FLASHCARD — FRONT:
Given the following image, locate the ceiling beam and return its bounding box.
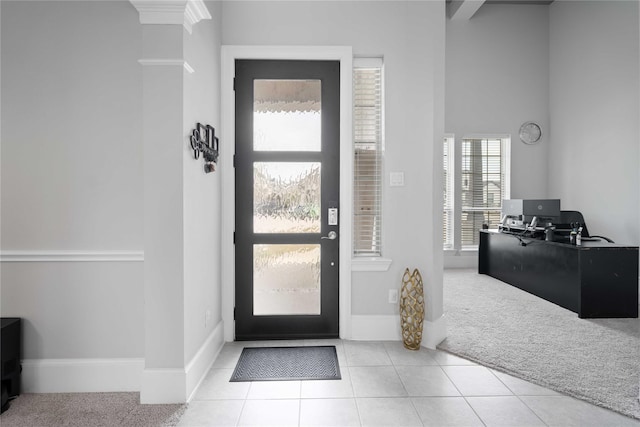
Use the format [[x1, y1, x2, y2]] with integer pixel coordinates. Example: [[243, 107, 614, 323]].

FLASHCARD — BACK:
[[448, 0, 486, 20]]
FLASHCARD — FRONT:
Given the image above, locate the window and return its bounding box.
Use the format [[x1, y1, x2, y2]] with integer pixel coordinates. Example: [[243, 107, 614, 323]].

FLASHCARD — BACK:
[[443, 135, 454, 249], [353, 58, 383, 256], [461, 137, 509, 247], [443, 136, 510, 249]]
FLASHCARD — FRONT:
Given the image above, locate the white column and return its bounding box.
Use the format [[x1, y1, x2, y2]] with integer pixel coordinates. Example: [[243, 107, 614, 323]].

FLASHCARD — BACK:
[[426, 0, 448, 350], [130, 0, 210, 404]]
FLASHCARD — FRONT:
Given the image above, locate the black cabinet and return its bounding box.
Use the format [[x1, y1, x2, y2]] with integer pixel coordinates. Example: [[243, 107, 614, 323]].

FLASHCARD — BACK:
[[479, 230, 638, 318], [1, 318, 21, 413]]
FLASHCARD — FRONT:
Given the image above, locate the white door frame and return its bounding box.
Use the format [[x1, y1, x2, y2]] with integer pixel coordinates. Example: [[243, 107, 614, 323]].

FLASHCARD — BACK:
[[220, 46, 353, 341]]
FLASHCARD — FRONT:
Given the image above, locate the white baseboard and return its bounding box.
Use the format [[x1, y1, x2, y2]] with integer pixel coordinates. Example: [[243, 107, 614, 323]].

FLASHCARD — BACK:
[[351, 315, 401, 341], [444, 250, 478, 269], [21, 358, 145, 393], [19, 322, 226, 402], [422, 314, 447, 350], [140, 320, 225, 404], [140, 367, 187, 404], [350, 314, 447, 349], [186, 320, 225, 402]]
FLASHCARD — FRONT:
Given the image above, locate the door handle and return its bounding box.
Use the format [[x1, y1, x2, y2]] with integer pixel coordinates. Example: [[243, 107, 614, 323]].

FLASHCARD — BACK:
[[321, 231, 337, 240]]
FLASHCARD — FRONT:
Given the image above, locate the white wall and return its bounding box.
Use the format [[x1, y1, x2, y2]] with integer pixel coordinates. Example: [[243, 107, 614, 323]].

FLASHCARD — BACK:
[[1, 0, 144, 362], [1, 0, 225, 399], [1, 1, 143, 250], [137, 2, 222, 402], [549, 0, 639, 246], [183, 0, 223, 367], [221, 1, 446, 325], [446, 4, 550, 199], [444, 4, 550, 267], [141, 24, 187, 373], [445, 0, 640, 260]]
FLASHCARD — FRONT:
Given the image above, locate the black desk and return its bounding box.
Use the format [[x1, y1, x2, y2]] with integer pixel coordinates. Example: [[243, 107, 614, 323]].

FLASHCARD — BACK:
[[479, 230, 638, 318]]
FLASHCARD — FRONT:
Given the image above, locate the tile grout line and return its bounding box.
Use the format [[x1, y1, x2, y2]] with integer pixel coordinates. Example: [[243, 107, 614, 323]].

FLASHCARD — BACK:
[[387, 347, 457, 426], [337, 340, 363, 426], [386, 341, 425, 425], [344, 341, 362, 425], [230, 343, 248, 427], [190, 340, 638, 426], [298, 379, 303, 426], [439, 363, 489, 427], [513, 394, 551, 427], [235, 389, 248, 427], [487, 367, 550, 426]]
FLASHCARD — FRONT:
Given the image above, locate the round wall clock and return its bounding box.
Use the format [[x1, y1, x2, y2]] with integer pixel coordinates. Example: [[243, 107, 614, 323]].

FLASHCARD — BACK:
[[519, 122, 542, 145]]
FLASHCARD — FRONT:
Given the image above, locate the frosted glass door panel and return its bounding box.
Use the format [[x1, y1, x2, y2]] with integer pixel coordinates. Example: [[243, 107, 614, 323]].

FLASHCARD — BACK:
[[253, 80, 321, 152], [254, 162, 321, 233], [253, 244, 321, 316]]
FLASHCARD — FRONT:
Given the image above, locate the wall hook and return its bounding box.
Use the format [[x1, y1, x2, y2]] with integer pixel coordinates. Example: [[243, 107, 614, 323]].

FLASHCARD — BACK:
[[189, 123, 219, 173]]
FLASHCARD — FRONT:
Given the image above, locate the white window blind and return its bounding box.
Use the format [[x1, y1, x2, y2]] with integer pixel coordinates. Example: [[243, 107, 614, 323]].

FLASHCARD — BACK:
[[443, 136, 454, 249], [460, 137, 509, 247], [353, 58, 383, 256]]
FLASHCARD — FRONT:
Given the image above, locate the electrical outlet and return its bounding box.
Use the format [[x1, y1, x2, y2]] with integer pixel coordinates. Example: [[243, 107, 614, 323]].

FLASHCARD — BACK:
[[388, 289, 398, 304]]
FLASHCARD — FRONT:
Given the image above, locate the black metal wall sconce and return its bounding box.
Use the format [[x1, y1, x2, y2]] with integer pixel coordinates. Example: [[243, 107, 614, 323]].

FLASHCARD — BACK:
[[190, 123, 219, 173]]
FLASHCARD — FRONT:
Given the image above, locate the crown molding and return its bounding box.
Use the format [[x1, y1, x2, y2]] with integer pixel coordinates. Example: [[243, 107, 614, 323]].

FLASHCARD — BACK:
[[130, 0, 212, 34], [184, 0, 211, 32]]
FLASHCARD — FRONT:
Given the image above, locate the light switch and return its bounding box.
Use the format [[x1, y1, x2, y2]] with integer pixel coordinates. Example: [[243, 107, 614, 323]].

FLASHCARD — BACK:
[[390, 172, 405, 187]]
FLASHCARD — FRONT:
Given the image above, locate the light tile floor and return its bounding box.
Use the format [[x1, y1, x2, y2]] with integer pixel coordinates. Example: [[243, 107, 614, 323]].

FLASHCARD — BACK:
[[177, 340, 640, 427]]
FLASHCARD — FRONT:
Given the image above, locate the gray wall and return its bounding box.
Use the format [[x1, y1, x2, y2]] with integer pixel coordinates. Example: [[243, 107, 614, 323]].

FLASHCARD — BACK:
[[1, 0, 224, 376], [222, 0, 446, 319], [444, 3, 551, 268], [136, 3, 222, 400], [3, 0, 636, 395], [549, 0, 639, 246], [183, 0, 223, 364], [446, 1, 639, 252], [1, 1, 144, 359], [446, 4, 550, 199], [2, 1, 143, 250]]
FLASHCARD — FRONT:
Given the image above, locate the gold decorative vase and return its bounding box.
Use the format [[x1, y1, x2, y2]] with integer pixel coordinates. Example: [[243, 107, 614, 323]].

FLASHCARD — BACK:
[[400, 268, 425, 350]]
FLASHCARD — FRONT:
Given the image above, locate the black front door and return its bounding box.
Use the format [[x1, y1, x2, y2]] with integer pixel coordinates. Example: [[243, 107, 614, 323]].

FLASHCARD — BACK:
[[234, 60, 340, 340]]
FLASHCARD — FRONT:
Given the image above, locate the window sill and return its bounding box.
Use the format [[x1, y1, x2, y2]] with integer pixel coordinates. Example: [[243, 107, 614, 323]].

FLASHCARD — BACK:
[[351, 257, 392, 272], [444, 248, 479, 255]]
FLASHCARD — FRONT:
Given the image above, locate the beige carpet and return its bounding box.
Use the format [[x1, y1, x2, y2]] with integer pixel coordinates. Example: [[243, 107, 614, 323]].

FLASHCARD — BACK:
[[438, 269, 640, 420], [0, 392, 185, 427]]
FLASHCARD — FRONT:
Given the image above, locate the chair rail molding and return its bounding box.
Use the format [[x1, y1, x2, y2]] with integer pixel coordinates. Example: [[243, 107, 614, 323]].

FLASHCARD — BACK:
[[129, 0, 211, 34], [138, 59, 195, 74], [0, 250, 144, 262]]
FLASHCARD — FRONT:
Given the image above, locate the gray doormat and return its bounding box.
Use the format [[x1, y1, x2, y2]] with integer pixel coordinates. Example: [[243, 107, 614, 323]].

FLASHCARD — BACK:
[[230, 346, 341, 382]]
